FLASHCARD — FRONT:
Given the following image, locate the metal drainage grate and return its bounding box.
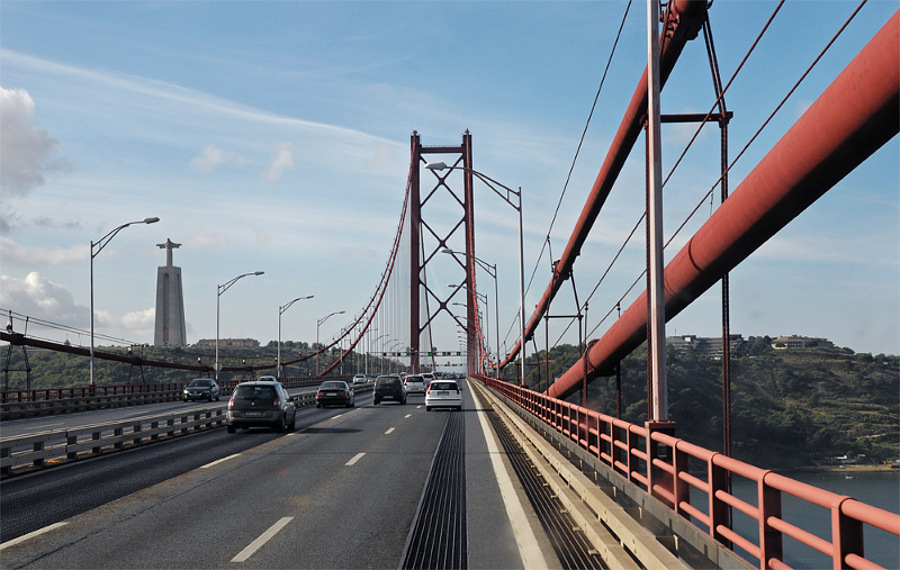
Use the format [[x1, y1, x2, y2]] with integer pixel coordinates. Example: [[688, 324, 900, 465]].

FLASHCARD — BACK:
[[486, 407, 607, 570], [401, 412, 467, 569]]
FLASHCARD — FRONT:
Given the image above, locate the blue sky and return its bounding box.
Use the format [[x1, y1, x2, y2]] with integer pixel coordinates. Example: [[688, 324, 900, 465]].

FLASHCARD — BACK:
[[1, 1, 898, 361]]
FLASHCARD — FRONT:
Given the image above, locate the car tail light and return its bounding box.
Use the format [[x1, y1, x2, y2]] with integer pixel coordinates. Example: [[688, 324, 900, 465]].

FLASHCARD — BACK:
[[227, 397, 234, 409], [274, 397, 281, 407], [316, 391, 324, 397]]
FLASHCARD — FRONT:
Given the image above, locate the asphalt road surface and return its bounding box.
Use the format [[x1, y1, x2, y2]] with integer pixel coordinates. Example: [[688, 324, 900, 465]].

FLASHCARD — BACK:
[[1, 383, 552, 568]]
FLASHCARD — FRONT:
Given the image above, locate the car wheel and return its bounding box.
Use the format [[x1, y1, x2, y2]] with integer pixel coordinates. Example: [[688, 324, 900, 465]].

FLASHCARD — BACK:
[[227, 425, 236, 434], [456, 406, 462, 411], [426, 406, 432, 412], [316, 403, 321, 408], [208, 394, 213, 401], [374, 399, 380, 405], [276, 417, 286, 433]]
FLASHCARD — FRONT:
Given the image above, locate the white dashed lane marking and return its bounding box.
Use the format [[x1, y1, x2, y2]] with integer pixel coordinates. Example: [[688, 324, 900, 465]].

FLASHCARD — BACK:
[[346, 452, 366, 466], [231, 517, 293, 563]]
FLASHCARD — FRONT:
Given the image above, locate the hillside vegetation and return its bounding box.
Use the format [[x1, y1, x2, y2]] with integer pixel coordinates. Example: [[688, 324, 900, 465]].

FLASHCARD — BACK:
[[517, 337, 898, 470]]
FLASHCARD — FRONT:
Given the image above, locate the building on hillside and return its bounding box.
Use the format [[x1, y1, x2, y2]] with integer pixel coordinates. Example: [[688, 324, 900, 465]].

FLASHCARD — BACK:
[[196, 338, 260, 348], [771, 335, 834, 350], [666, 334, 746, 359]]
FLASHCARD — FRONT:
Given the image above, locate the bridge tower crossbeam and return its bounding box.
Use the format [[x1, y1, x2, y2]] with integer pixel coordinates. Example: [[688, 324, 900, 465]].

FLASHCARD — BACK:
[[410, 132, 477, 375]]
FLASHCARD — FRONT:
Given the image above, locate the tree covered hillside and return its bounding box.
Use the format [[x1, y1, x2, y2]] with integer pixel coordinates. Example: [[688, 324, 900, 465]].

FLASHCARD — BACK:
[[530, 338, 898, 470]]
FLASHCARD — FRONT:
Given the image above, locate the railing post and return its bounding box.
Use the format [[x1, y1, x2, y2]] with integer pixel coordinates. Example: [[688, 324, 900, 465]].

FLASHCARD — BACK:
[[645, 420, 677, 508], [672, 440, 690, 519], [627, 425, 641, 484], [759, 471, 784, 570], [709, 454, 732, 547], [833, 497, 864, 570]]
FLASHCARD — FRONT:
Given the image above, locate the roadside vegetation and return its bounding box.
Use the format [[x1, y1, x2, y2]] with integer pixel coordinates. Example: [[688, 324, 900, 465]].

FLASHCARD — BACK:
[[512, 337, 898, 470]]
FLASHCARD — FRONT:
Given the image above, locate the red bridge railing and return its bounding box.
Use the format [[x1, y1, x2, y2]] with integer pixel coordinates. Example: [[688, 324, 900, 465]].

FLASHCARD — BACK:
[[477, 375, 899, 570]]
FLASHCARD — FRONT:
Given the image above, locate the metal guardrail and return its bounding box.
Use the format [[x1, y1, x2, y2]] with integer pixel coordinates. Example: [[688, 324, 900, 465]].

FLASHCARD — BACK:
[[1, 407, 229, 477], [477, 375, 900, 570], [1, 392, 309, 477], [0, 384, 373, 477], [1, 390, 184, 420], [0, 378, 345, 420]]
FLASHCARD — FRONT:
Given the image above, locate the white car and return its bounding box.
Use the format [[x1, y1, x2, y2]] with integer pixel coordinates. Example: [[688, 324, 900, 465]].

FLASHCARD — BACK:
[[421, 372, 435, 387], [403, 374, 426, 394], [352, 374, 368, 384], [425, 380, 462, 411]]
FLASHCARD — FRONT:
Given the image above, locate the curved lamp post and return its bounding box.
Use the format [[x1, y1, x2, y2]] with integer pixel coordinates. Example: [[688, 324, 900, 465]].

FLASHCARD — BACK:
[[450, 283, 498, 379], [278, 295, 314, 380], [316, 310, 345, 376], [427, 161, 525, 386], [90, 216, 160, 387], [216, 271, 264, 383], [373, 333, 389, 374], [443, 249, 504, 381]]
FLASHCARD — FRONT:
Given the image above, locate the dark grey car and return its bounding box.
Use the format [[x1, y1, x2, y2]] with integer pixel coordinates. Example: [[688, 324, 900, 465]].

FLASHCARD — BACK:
[[373, 374, 406, 405], [183, 378, 220, 401], [316, 380, 355, 408], [226, 380, 296, 433]]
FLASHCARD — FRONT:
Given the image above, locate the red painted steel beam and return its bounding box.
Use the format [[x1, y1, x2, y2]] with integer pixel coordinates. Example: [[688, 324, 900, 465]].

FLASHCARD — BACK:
[[548, 11, 900, 400], [498, 0, 708, 369]]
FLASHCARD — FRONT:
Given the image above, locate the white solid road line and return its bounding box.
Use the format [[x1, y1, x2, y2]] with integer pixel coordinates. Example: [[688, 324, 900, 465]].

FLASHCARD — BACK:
[[0, 522, 67, 551], [231, 516, 293, 563], [471, 388, 549, 569], [200, 453, 241, 469], [346, 452, 366, 466], [385, 427, 396, 435]]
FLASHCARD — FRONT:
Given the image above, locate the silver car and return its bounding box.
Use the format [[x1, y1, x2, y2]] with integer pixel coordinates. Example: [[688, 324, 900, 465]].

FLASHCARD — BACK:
[[403, 374, 426, 395]]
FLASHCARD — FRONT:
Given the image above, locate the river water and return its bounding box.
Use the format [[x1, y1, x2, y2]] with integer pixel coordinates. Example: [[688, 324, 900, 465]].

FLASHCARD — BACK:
[[725, 470, 899, 569]]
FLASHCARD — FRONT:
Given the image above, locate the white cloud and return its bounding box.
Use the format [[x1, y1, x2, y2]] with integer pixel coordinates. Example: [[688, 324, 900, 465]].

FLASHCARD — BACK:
[[0, 272, 88, 326], [122, 307, 155, 333], [0, 236, 85, 267], [190, 144, 246, 172], [264, 142, 296, 181], [0, 87, 71, 195]]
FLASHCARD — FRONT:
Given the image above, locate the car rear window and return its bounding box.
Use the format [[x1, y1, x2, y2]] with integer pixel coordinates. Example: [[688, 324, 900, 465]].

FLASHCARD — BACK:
[[377, 377, 399, 386], [189, 380, 211, 387], [405, 376, 424, 382], [432, 382, 458, 391], [320, 381, 345, 389], [234, 385, 278, 401]]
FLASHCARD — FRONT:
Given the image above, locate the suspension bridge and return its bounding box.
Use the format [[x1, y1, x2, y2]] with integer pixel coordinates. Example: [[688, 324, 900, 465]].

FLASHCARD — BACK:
[[2, 2, 898, 569]]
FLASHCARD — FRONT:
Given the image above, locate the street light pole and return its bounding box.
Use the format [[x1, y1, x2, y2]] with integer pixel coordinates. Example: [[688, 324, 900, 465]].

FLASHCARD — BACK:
[[443, 250, 502, 381], [373, 333, 388, 375], [216, 271, 264, 384], [90, 216, 160, 387], [426, 162, 525, 386], [450, 283, 498, 380], [316, 310, 345, 376], [278, 295, 314, 380]]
